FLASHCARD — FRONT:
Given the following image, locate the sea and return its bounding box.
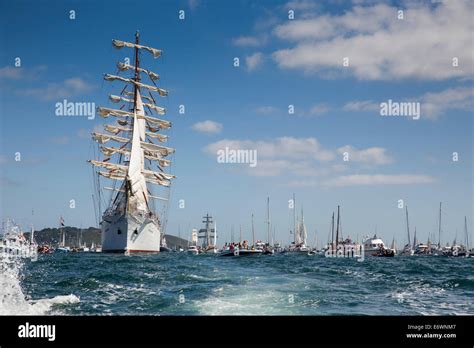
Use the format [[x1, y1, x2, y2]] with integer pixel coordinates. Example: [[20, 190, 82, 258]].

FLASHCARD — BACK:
[[1, 253, 473, 315]]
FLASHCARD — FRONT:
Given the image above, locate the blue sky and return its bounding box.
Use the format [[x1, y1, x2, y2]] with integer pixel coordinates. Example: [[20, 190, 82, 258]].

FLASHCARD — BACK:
[[0, 0, 472, 247]]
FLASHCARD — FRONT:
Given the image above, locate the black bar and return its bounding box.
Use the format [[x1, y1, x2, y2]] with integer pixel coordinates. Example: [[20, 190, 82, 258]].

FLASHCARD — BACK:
[[0, 316, 471, 346]]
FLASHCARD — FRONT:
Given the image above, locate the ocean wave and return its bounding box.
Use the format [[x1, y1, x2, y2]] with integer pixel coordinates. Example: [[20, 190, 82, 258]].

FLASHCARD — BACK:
[[0, 259, 79, 315]]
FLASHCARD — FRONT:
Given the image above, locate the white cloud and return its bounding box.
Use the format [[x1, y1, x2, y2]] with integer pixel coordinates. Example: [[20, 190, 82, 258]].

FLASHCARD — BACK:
[[343, 100, 379, 112], [272, 1, 474, 80], [321, 174, 436, 187], [255, 106, 280, 115], [284, 0, 319, 10], [205, 137, 335, 162], [337, 145, 393, 165], [342, 87, 473, 119], [0, 65, 47, 82], [245, 52, 264, 72], [23, 77, 94, 101], [420, 87, 473, 119], [204, 137, 433, 185], [232, 35, 268, 47], [309, 104, 330, 115], [191, 120, 223, 134], [0, 66, 22, 80]]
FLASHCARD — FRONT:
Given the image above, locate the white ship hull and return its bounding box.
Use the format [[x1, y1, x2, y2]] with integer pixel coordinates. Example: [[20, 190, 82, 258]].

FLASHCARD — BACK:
[[101, 212, 161, 253]]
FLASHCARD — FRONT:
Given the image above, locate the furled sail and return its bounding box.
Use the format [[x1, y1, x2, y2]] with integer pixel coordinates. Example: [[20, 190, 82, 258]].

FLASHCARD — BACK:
[[104, 74, 168, 96], [117, 62, 160, 80], [112, 39, 162, 58], [89, 160, 128, 172], [109, 94, 166, 114], [98, 171, 126, 181], [124, 91, 154, 103], [142, 169, 176, 181], [97, 107, 171, 129], [98, 171, 170, 187], [141, 141, 175, 156], [115, 120, 162, 133], [100, 146, 171, 167], [92, 132, 129, 144], [104, 124, 132, 134]]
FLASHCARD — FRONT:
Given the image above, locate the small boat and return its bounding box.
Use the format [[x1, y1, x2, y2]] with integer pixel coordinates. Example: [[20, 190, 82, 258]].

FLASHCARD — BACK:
[[219, 247, 263, 257], [37, 245, 54, 254], [187, 245, 199, 255], [1, 219, 37, 260], [372, 248, 395, 257], [399, 206, 414, 256], [55, 247, 71, 253], [363, 235, 388, 257]]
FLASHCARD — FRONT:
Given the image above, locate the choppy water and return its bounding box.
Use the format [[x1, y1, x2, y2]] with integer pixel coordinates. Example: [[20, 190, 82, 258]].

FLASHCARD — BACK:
[[2, 253, 473, 315]]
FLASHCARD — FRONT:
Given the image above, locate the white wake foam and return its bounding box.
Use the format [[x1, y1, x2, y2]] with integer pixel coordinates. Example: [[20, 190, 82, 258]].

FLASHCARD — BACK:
[[0, 258, 79, 315]]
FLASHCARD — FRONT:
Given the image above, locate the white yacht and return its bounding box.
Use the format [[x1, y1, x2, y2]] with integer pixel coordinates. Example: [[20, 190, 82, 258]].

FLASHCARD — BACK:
[[362, 235, 387, 257], [187, 245, 199, 255]]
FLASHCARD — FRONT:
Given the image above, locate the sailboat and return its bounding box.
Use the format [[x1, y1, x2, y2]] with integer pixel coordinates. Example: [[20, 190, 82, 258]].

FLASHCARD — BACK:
[[286, 194, 309, 253], [260, 197, 274, 254], [197, 214, 218, 253], [400, 205, 414, 256], [89, 32, 175, 253]]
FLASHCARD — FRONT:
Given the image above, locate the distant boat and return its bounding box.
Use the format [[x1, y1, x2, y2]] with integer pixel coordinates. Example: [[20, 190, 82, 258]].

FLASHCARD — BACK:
[[400, 205, 414, 256], [197, 214, 218, 253], [186, 245, 199, 255], [363, 234, 388, 257], [1, 218, 37, 259], [219, 247, 262, 257], [55, 247, 71, 253], [287, 195, 310, 253]]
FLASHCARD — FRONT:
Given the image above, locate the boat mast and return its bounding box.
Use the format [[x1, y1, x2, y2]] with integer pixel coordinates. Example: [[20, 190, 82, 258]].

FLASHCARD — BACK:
[[465, 216, 469, 249], [252, 213, 255, 247], [405, 205, 411, 247], [214, 220, 217, 247], [266, 197, 270, 245], [331, 212, 335, 250], [133, 30, 141, 112], [335, 205, 340, 247], [438, 202, 442, 248], [292, 193, 296, 244], [412, 227, 417, 250]]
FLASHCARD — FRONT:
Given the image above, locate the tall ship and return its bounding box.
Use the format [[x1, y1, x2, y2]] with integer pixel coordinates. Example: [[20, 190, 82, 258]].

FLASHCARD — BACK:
[[198, 214, 218, 253], [89, 32, 175, 253]]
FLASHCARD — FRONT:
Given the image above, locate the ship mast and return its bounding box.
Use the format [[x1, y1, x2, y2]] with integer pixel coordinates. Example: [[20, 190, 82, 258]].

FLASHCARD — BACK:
[[266, 197, 270, 245], [252, 213, 255, 248], [438, 202, 442, 248], [133, 31, 141, 112], [292, 193, 296, 244], [331, 212, 335, 250], [405, 205, 411, 248]]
